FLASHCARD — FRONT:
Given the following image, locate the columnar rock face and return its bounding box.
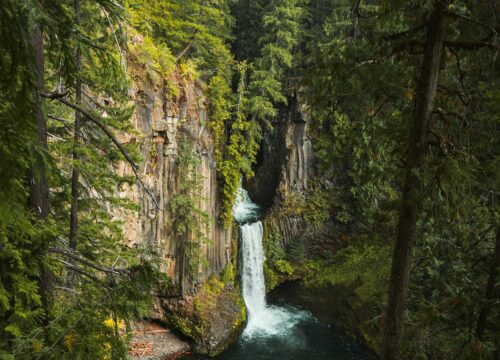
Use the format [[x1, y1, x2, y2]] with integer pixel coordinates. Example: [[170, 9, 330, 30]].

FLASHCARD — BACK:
[[245, 96, 314, 208], [114, 66, 233, 293], [276, 99, 315, 198], [245, 96, 329, 252], [246, 96, 343, 260]]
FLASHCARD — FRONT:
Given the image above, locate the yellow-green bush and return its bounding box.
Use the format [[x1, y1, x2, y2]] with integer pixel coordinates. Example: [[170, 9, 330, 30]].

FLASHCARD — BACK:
[[275, 259, 294, 275], [304, 244, 391, 301]]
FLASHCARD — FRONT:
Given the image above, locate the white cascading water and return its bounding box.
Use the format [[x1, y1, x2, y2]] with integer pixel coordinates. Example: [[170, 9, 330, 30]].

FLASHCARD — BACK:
[[233, 186, 306, 338], [240, 222, 266, 320]]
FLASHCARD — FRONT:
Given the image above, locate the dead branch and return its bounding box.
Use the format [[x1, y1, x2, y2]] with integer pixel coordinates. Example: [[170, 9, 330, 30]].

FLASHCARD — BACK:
[[447, 11, 499, 35], [176, 42, 193, 61], [49, 247, 129, 275], [41, 91, 69, 99], [57, 259, 105, 285], [382, 23, 426, 41]]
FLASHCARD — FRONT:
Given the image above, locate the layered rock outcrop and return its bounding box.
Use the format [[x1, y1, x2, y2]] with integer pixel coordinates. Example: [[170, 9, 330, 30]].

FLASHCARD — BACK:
[[245, 96, 314, 208], [246, 96, 340, 257], [115, 66, 233, 291]]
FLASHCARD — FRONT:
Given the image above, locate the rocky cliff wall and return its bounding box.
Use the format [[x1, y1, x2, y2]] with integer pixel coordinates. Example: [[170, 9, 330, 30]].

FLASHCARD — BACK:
[[246, 96, 342, 256], [113, 65, 233, 293], [245, 96, 314, 208]]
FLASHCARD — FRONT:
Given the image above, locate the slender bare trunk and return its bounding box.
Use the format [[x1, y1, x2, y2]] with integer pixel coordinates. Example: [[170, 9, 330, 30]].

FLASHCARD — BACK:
[[69, 0, 82, 250], [30, 19, 50, 219], [475, 227, 500, 341], [30, 2, 54, 329], [383, 2, 449, 359]]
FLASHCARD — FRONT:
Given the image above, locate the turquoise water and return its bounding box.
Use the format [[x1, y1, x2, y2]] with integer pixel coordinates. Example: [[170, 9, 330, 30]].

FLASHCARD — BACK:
[[217, 305, 376, 360], [183, 301, 377, 360]]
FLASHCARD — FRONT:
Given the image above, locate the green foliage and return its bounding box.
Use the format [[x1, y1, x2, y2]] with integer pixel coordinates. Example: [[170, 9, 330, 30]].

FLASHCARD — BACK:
[[262, 227, 285, 290], [247, 0, 303, 122], [220, 263, 236, 285], [304, 245, 391, 301], [264, 228, 286, 264], [275, 260, 294, 275], [218, 62, 263, 225], [206, 73, 232, 166], [303, 190, 330, 226], [302, 0, 500, 357], [262, 225, 296, 290], [263, 263, 280, 291], [0, 1, 165, 358], [127, 0, 234, 72], [129, 29, 176, 85], [280, 186, 330, 226], [230, 0, 267, 61], [287, 236, 306, 263], [169, 138, 210, 282], [0, 3, 43, 351]]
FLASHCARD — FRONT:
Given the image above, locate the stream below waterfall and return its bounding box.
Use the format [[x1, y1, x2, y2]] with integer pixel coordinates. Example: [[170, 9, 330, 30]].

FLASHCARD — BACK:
[[183, 188, 377, 359]]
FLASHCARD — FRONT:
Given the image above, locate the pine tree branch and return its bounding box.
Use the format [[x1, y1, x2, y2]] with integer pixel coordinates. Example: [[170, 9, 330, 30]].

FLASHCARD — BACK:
[[353, 0, 368, 19], [34, 316, 83, 360], [41, 93, 161, 210], [445, 40, 499, 50], [48, 114, 71, 124], [42, 91, 69, 99], [57, 259, 104, 285], [447, 11, 499, 35], [176, 42, 193, 61], [382, 23, 427, 40], [49, 247, 129, 275]]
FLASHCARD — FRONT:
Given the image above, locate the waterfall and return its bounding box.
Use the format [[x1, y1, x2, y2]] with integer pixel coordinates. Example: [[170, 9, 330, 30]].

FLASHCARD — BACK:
[[233, 187, 266, 327], [233, 187, 306, 338], [240, 222, 266, 321]]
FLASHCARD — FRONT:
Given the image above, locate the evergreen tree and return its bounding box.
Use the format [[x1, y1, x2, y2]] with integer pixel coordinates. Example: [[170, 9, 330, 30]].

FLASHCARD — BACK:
[[303, 0, 499, 357], [1, 1, 163, 358], [248, 0, 304, 122]]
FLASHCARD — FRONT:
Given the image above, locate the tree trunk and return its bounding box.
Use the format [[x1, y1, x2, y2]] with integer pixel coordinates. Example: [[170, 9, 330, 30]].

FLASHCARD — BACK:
[[30, 3, 54, 329], [475, 227, 500, 341], [30, 18, 50, 219], [383, 2, 449, 359], [69, 0, 82, 250]]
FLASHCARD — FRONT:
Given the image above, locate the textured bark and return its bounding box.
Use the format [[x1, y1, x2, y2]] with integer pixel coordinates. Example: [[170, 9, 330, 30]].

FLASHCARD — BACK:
[[30, 5, 54, 328], [30, 19, 50, 219], [475, 227, 500, 340], [383, 2, 449, 359], [69, 0, 82, 250]]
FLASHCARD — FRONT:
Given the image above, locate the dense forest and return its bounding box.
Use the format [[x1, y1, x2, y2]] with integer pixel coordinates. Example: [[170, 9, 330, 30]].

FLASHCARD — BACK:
[[0, 0, 498, 359]]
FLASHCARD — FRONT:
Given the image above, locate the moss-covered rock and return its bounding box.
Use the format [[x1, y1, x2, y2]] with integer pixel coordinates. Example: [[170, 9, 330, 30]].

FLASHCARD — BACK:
[[161, 275, 246, 356], [261, 220, 302, 291]]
